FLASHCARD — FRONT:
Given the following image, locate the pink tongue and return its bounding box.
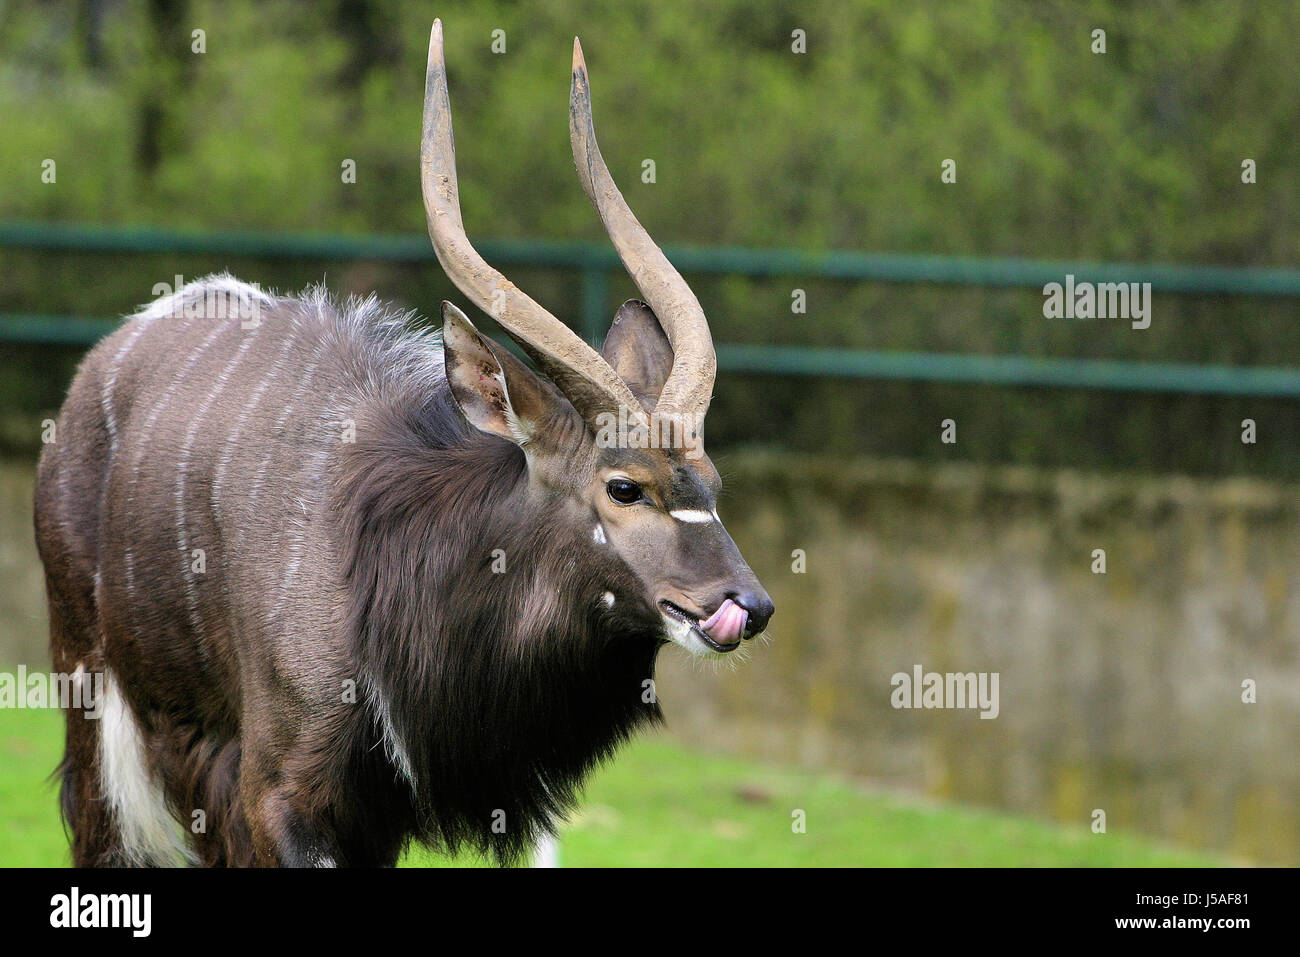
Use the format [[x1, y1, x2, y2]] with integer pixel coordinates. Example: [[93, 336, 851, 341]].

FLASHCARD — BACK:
[[700, 599, 748, 645]]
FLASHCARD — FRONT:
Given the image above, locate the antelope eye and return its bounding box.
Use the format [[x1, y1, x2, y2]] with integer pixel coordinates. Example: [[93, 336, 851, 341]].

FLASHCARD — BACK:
[[606, 479, 644, 505]]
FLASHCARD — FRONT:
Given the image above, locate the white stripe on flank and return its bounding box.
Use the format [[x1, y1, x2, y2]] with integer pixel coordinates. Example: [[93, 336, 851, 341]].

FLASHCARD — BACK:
[[122, 320, 228, 660], [98, 312, 171, 619], [176, 324, 260, 637], [238, 349, 326, 553], [136, 275, 272, 323], [669, 509, 715, 524], [128, 320, 229, 475], [120, 320, 229, 638], [123, 546, 136, 606], [98, 319, 155, 631], [99, 670, 194, 866], [100, 320, 152, 451], [211, 324, 301, 513], [116, 317, 226, 660], [271, 385, 346, 620]]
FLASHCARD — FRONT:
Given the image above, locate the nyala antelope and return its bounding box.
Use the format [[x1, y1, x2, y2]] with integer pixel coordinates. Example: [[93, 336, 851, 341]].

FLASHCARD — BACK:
[[34, 20, 773, 867]]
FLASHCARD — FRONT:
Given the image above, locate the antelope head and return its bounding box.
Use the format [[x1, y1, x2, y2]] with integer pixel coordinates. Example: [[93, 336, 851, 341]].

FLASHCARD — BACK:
[[421, 20, 773, 656]]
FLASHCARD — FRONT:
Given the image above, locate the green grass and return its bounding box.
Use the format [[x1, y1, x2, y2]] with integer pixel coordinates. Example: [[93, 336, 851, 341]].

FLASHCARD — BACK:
[[1, 707, 1225, 867], [0, 709, 73, 867]]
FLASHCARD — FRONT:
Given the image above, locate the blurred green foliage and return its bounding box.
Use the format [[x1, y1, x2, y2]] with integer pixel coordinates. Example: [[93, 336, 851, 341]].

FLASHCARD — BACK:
[[0, 0, 1297, 474]]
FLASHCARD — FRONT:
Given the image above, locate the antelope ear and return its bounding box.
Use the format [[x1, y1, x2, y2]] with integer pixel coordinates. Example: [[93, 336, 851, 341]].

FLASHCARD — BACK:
[[441, 301, 552, 447], [600, 300, 673, 409]]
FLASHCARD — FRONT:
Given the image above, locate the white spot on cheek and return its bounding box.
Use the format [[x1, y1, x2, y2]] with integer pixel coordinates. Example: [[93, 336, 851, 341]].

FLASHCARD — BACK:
[[593, 524, 607, 544], [602, 591, 615, 608], [669, 509, 714, 524]]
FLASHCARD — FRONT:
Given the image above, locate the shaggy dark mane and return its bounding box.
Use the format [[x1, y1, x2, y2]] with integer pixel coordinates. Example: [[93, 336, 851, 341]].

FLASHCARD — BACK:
[[332, 378, 665, 865]]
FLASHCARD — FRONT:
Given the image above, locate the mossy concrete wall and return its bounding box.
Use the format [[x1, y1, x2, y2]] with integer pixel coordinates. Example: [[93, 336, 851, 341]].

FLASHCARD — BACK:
[[658, 453, 1300, 864]]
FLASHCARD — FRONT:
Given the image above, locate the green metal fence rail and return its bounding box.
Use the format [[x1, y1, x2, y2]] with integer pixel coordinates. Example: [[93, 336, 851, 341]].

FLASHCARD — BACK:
[[4, 220, 1300, 396]]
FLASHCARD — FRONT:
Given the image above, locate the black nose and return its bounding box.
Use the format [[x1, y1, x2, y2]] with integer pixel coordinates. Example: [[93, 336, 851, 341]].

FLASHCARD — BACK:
[[730, 590, 774, 638]]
